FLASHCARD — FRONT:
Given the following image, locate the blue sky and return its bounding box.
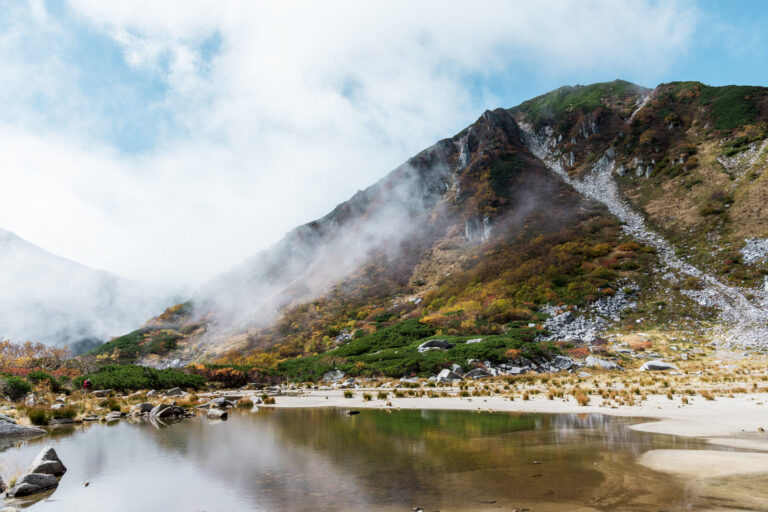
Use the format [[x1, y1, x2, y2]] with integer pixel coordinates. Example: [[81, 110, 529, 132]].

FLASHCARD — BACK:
[[0, 0, 766, 285]]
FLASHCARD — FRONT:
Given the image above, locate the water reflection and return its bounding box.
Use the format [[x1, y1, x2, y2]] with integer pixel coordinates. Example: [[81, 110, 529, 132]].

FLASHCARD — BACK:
[[0, 408, 758, 511]]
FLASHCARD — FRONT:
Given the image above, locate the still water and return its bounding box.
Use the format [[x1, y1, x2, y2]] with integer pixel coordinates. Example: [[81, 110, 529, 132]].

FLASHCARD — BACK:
[[0, 407, 763, 511]]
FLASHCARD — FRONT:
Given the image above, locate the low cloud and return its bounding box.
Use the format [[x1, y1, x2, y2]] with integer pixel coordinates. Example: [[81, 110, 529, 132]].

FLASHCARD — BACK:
[[0, 0, 701, 286]]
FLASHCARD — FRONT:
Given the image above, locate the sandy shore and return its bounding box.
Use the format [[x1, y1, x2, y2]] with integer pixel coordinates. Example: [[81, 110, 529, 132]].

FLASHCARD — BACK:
[[264, 389, 768, 479]]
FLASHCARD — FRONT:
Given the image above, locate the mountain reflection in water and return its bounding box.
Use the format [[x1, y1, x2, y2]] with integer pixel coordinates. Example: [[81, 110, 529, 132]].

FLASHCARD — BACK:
[[0, 408, 747, 511]]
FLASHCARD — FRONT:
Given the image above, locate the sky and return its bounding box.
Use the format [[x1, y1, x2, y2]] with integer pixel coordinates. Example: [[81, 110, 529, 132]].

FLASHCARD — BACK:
[[0, 0, 766, 288]]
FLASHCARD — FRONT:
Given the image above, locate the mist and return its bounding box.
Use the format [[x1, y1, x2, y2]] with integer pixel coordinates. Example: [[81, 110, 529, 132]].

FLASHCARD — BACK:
[[0, 227, 183, 348]]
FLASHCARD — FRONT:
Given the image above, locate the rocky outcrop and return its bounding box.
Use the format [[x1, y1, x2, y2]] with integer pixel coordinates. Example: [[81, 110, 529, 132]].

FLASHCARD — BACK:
[[27, 446, 67, 476], [6, 473, 59, 497]]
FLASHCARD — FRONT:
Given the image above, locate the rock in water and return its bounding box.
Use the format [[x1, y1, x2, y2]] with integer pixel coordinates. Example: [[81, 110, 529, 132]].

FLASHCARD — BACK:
[[639, 361, 678, 371], [27, 446, 67, 476], [207, 409, 228, 420], [149, 403, 173, 419], [6, 473, 59, 497]]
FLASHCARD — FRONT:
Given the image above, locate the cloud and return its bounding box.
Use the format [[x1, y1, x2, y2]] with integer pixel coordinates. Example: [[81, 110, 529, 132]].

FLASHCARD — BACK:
[[0, 0, 700, 286]]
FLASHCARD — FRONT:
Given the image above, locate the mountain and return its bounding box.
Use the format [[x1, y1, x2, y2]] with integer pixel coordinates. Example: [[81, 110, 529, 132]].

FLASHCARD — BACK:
[[0, 228, 180, 352], [93, 80, 768, 373]]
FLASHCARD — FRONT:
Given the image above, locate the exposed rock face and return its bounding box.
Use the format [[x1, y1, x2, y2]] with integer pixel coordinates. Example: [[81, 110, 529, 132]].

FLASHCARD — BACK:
[[28, 446, 67, 476], [6, 473, 59, 497], [639, 361, 679, 371]]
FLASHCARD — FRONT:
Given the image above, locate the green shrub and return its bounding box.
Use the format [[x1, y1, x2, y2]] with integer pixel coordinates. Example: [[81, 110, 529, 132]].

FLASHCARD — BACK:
[[73, 365, 205, 392], [27, 371, 61, 392], [3, 376, 32, 400], [377, 391, 388, 400], [343, 390, 354, 398]]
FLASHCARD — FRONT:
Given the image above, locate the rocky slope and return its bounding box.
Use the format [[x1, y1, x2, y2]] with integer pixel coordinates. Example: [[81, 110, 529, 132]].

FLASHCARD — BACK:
[[0, 228, 178, 352], [94, 80, 768, 368]]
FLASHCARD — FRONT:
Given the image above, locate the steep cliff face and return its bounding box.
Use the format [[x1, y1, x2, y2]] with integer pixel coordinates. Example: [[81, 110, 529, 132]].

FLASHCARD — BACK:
[[94, 80, 768, 365]]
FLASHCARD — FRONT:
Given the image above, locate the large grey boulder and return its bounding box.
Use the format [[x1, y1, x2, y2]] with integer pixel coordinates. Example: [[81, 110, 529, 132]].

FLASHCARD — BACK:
[[0, 421, 45, 439], [211, 397, 235, 409], [417, 339, 455, 353], [551, 356, 576, 371], [27, 446, 67, 476], [0, 413, 16, 424], [450, 364, 463, 376], [584, 356, 623, 371], [207, 409, 228, 420], [165, 387, 184, 397], [149, 403, 174, 419], [436, 369, 462, 383], [132, 403, 155, 414], [6, 473, 58, 497], [465, 368, 492, 379], [339, 378, 357, 389], [91, 389, 111, 397], [639, 361, 679, 371], [323, 370, 345, 382]]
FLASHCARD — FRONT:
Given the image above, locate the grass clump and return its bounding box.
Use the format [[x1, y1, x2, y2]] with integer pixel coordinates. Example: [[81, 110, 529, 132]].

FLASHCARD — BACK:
[[343, 390, 354, 399]]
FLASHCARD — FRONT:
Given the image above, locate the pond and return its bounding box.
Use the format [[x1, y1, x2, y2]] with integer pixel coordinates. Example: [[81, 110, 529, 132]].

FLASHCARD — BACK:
[[0, 407, 763, 511]]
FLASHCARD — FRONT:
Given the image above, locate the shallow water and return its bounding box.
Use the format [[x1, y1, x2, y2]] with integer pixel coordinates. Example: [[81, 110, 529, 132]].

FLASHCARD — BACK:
[[0, 407, 764, 511]]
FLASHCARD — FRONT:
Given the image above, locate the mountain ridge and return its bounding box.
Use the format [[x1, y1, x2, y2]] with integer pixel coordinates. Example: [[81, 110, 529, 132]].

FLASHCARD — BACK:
[[90, 79, 768, 374]]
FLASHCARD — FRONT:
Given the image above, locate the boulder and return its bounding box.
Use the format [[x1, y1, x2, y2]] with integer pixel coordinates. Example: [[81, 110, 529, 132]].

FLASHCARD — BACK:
[[0, 412, 16, 424], [91, 389, 112, 397], [436, 369, 462, 383], [27, 446, 66, 476], [50, 403, 65, 411], [104, 411, 123, 422], [639, 361, 679, 371], [0, 421, 45, 438], [132, 403, 155, 414], [323, 370, 345, 382], [149, 403, 174, 419], [584, 356, 623, 371], [450, 364, 463, 376], [417, 339, 455, 353], [146, 389, 157, 397], [339, 378, 357, 389], [49, 418, 75, 426], [211, 397, 235, 409], [551, 355, 576, 371], [6, 473, 59, 497], [207, 409, 228, 420], [344, 410, 360, 416], [578, 371, 593, 378], [465, 368, 492, 379], [0, 472, 5, 492], [165, 387, 184, 397], [466, 338, 484, 344]]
